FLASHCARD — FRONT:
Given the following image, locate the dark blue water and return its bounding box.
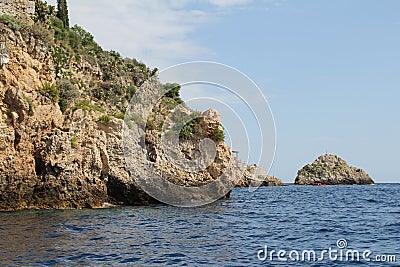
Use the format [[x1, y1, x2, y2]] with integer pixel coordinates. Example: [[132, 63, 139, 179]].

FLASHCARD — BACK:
[[0, 184, 399, 266]]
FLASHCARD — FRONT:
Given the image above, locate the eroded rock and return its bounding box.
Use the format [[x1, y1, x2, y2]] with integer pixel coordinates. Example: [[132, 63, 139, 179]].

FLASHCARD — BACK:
[[295, 154, 374, 185]]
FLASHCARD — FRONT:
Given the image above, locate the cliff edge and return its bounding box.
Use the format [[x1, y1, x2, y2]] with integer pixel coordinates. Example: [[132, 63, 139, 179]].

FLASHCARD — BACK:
[[0, 1, 255, 210]]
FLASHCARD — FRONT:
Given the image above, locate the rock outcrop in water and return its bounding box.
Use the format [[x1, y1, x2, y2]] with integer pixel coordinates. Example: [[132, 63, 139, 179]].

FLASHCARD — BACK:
[[236, 164, 285, 187], [295, 154, 374, 185]]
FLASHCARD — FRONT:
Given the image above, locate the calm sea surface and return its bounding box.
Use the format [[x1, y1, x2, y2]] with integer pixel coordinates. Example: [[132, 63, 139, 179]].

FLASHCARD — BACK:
[[0, 184, 399, 266]]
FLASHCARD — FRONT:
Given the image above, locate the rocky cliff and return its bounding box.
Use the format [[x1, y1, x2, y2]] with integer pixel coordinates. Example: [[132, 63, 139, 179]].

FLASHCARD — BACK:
[[0, 2, 270, 210], [295, 154, 374, 185], [0, 0, 35, 23], [0, 16, 146, 210]]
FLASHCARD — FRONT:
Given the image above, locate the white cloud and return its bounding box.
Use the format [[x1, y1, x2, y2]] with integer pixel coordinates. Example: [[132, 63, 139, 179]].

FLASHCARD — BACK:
[[207, 0, 254, 7], [46, 0, 215, 68], [44, 0, 276, 68]]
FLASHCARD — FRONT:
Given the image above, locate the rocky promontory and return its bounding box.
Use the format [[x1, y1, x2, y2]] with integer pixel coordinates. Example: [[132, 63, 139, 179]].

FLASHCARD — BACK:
[[0, 1, 278, 210], [295, 154, 374, 185], [236, 164, 286, 187]]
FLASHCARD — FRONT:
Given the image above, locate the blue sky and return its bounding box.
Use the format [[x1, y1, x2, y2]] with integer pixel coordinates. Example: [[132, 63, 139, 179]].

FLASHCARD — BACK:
[[46, 0, 400, 183]]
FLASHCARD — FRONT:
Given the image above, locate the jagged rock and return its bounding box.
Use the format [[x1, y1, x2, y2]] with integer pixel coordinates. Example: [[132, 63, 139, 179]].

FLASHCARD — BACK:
[[236, 164, 286, 187], [0, 0, 35, 24], [263, 176, 286, 186], [295, 154, 374, 185], [202, 108, 220, 122], [0, 12, 266, 210], [143, 103, 236, 189], [0, 20, 243, 210], [0, 22, 150, 210]]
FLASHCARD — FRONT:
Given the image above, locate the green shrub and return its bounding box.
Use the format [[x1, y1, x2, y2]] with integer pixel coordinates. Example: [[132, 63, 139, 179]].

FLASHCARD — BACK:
[[213, 127, 225, 142], [74, 100, 104, 112], [40, 82, 60, 103], [114, 112, 125, 120], [57, 78, 79, 113], [64, 30, 80, 51], [123, 58, 153, 86], [163, 97, 180, 110], [58, 98, 68, 113], [71, 135, 77, 149], [0, 15, 23, 31], [124, 85, 137, 101], [192, 110, 202, 117], [164, 83, 183, 104], [51, 46, 70, 78], [179, 119, 198, 140], [58, 78, 78, 95], [97, 114, 111, 126], [50, 16, 64, 30], [27, 22, 53, 44], [99, 50, 123, 81], [70, 25, 95, 46], [34, 0, 56, 24], [70, 25, 102, 53]]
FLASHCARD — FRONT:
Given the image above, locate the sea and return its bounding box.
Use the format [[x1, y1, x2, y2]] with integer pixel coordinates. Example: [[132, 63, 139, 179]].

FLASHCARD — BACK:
[[0, 184, 399, 266]]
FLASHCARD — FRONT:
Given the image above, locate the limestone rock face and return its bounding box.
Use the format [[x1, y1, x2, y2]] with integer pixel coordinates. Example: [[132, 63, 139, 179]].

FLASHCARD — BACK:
[[0, 19, 276, 210], [0, 23, 242, 210], [236, 164, 286, 187], [295, 154, 374, 185], [139, 102, 238, 205], [0, 0, 35, 23], [202, 108, 220, 122]]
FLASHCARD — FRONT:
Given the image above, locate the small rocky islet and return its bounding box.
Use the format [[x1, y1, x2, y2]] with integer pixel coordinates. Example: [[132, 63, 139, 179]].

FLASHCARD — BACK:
[[295, 154, 374, 185]]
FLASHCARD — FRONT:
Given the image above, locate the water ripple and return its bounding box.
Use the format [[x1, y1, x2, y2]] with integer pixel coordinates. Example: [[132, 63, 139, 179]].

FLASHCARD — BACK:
[[0, 184, 399, 266]]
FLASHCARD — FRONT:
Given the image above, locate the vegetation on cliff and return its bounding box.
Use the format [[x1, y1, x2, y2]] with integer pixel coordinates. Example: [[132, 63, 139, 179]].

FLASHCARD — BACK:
[[56, 0, 69, 28], [0, 0, 235, 210], [2, 0, 155, 117], [0, 0, 288, 211], [2, 0, 223, 143]]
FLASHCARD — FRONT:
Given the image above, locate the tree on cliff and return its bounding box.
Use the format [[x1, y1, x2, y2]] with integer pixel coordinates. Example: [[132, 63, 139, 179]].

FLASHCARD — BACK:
[[57, 0, 69, 28]]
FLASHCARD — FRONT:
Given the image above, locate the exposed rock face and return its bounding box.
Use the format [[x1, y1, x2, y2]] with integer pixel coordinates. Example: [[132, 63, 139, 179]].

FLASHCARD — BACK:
[[0, 21, 241, 210], [262, 176, 286, 186], [122, 99, 239, 206], [295, 154, 374, 185], [202, 108, 220, 122], [236, 164, 286, 187], [0, 9, 279, 210], [0, 0, 35, 23]]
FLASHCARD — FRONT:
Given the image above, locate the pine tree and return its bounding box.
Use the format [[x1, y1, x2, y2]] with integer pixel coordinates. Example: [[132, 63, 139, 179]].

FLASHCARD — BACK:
[[57, 0, 69, 28]]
